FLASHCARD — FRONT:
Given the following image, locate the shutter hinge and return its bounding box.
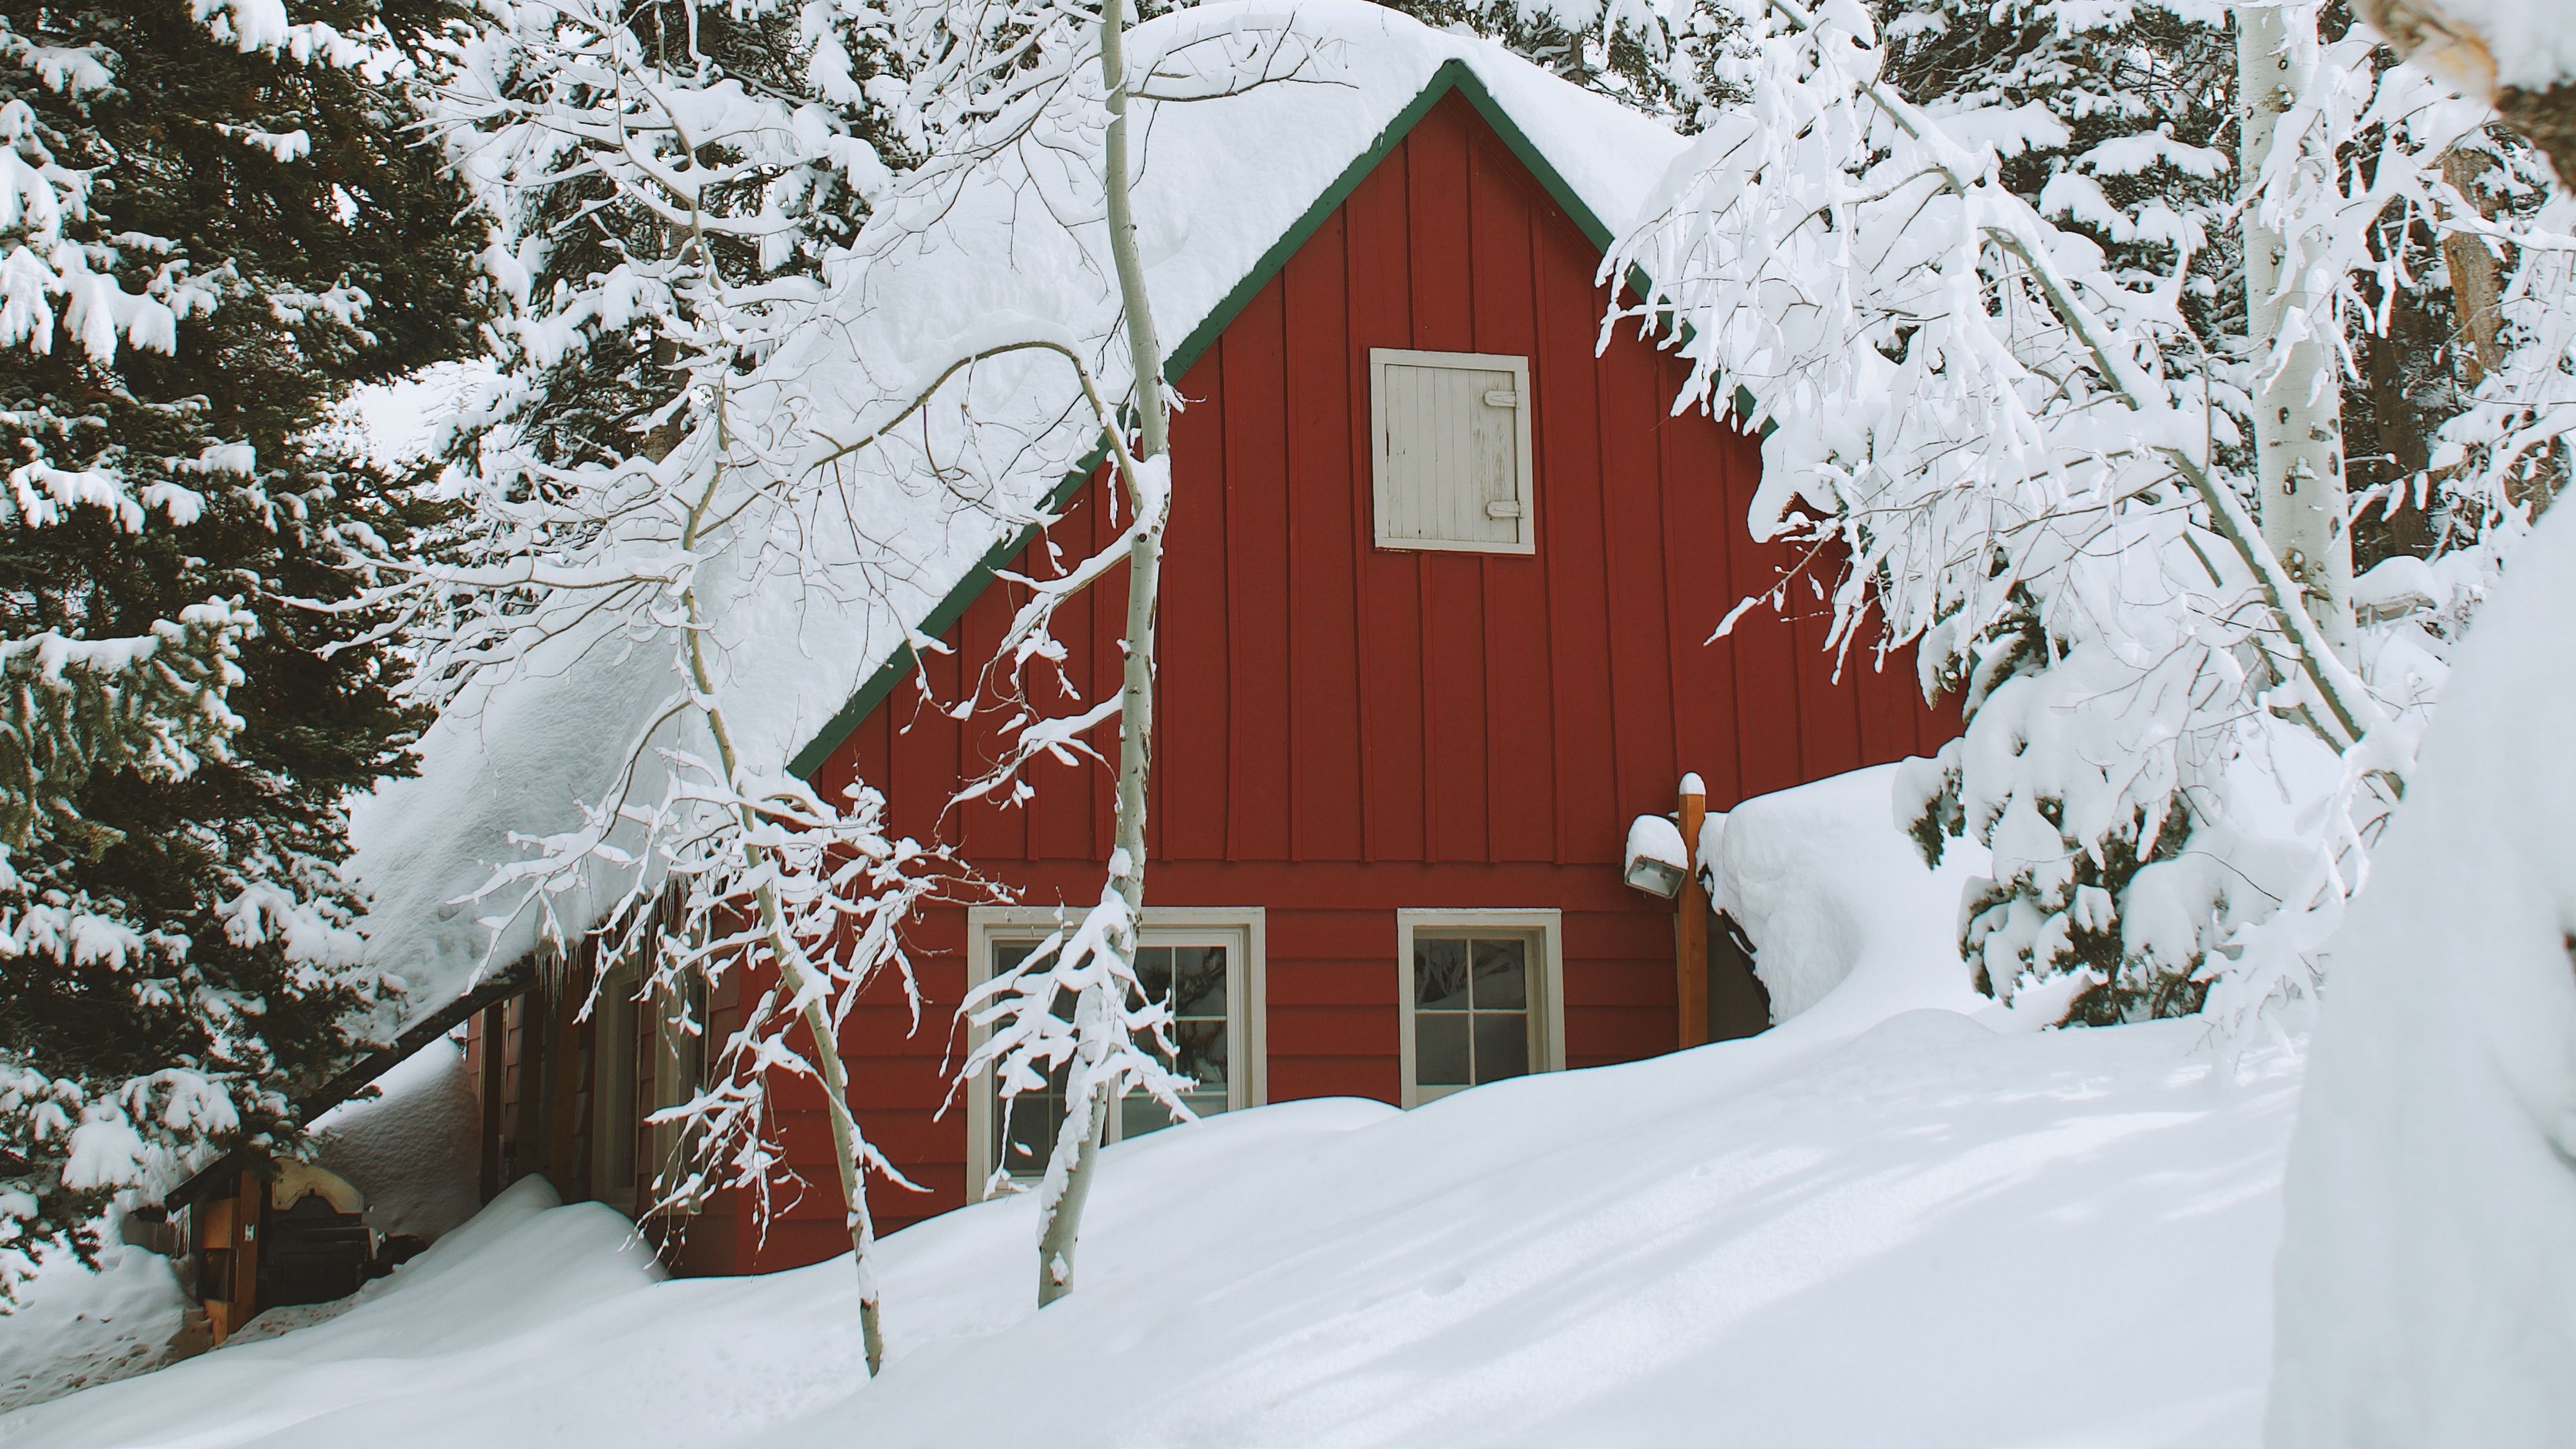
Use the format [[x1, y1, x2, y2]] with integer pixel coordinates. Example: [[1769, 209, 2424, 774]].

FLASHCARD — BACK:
[[1483, 389, 1519, 407], [1485, 500, 1525, 519]]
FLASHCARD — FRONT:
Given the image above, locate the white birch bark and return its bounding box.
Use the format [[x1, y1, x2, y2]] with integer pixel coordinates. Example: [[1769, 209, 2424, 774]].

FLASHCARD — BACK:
[[1737, 0, 2383, 749], [1033, 0, 1171, 1309], [682, 387, 889, 1377], [2240, 1, 2357, 661]]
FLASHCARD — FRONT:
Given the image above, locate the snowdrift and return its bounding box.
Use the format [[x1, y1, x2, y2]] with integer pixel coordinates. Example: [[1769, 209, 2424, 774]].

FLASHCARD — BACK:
[[3, 767, 2302, 1449], [2266, 498, 2576, 1446]]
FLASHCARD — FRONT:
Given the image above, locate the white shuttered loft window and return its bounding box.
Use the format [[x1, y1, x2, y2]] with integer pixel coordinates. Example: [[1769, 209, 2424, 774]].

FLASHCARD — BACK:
[[1370, 348, 1536, 555]]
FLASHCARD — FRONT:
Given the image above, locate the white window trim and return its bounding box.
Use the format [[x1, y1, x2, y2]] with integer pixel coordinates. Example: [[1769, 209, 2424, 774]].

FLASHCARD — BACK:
[[965, 905, 1267, 1196], [1369, 347, 1538, 556], [1395, 908, 1566, 1109]]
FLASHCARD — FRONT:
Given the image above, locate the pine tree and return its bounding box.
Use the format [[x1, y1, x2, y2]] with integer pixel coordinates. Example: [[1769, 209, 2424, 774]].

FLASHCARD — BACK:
[[1371, 0, 1749, 125], [439, 0, 914, 484], [0, 0, 480, 1296]]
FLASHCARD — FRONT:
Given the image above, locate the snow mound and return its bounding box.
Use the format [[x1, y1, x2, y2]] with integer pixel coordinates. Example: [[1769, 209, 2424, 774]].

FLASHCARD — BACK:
[[1703, 762, 1992, 1024], [0, 1232, 188, 1415], [307, 1038, 484, 1245], [9, 963, 2299, 1448], [2265, 498, 2576, 1446]]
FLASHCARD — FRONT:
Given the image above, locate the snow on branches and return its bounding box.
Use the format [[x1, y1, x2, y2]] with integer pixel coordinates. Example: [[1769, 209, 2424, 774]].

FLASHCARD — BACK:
[[1, 0, 456, 1299], [957, 850, 1195, 1209], [397, 0, 1322, 1360], [1606, 0, 2569, 1026], [406, 0, 1340, 1334]]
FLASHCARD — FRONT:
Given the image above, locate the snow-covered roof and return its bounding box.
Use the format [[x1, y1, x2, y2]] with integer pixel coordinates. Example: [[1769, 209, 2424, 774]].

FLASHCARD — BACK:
[[347, 0, 1689, 1042]]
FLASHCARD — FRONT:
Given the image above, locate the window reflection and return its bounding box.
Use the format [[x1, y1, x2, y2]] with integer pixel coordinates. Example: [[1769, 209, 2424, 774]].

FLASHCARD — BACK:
[[1411, 934, 1533, 1101], [991, 938, 1235, 1177]]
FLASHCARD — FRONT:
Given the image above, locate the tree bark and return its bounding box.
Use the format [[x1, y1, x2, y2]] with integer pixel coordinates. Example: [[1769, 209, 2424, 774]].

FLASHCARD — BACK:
[[1035, 0, 1170, 1309], [687, 388, 885, 1375], [2492, 83, 2576, 187], [2353, 0, 2576, 182], [2439, 146, 2507, 388], [2239, 1, 2356, 661]]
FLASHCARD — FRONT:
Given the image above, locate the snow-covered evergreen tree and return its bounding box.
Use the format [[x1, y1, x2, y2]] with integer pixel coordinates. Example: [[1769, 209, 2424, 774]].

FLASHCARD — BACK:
[[0, 0, 480, 1299], [1373, 0, 1748, 121]]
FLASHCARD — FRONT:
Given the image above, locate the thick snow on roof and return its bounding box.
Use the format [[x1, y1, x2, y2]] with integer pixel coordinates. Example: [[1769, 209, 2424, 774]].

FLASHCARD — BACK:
[[348, 1, 1690, 1038]]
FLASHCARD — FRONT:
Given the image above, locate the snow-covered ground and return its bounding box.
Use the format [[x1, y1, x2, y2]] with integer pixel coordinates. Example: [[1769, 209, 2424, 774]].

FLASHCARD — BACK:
[[1, 1016, 2298, 1449], [0, 1039, 484, 1413], [1, 766, 2302, 1449], [0, 1234, 189, 1417]]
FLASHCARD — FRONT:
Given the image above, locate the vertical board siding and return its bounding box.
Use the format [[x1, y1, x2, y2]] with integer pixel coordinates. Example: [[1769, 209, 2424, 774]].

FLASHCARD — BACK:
[[1223, 291, 1294, 862], [721, 93, 1957, 1271], [1283, 214, 1366, 863]]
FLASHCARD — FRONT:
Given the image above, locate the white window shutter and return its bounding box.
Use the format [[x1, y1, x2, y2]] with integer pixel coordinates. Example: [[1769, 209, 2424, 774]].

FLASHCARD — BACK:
[[1370, 348, 1535, 554]]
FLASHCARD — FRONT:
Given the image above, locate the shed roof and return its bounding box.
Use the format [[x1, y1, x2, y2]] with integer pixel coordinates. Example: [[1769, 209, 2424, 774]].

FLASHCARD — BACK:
[[345, 0, 1691, 1051]]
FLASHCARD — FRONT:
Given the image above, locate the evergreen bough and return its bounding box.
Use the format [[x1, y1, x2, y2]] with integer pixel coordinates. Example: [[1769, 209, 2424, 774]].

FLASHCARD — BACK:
[[0, 0, 480, 1297]]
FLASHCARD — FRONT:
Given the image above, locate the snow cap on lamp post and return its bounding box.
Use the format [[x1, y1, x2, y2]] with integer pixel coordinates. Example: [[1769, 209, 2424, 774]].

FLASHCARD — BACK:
[[1623, 812, 1689, 898]]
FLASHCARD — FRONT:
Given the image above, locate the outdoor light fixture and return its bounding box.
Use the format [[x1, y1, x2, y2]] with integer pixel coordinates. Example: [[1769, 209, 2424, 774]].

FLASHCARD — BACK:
[[1623, 813, 1689, 898]]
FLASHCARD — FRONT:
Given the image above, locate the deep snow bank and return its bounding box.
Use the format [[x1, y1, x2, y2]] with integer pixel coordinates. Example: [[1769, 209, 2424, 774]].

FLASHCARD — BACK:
[[4, 764, 2298, 1449], [1703, 762, 1990, 1022], [307, 1039, 485, 1245], [1, 1017, 2299, 1449], [2265, 502, 2576, 1447], [0, 1232, 188, 1415]]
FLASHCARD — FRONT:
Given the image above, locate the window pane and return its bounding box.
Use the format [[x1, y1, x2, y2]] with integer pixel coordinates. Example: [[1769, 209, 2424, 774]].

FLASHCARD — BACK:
[[1416, 1012, 1471, 1085], [1172, 947, 1228, 1018], [1415, 938, 1470, 1010], [998, 1087, 1065, 1177], [1173, 1018, 1228, 1093], [1133, 946, 1173, 1010], [993, 930, 1242, 1173], [1473, 1013, 1529, 1084], [1122, 1094, 1173, 1140], [1471, 939, 1527, 1009]]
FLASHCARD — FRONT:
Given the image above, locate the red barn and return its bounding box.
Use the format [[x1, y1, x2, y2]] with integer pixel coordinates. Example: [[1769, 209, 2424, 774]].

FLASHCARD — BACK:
[[191, 12, 1955, 1318], [643, 60, 1945, 1272]]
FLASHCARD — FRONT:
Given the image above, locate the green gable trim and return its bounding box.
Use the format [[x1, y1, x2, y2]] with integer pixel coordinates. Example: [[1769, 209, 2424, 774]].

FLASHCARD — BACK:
[[788, 57, 1633, 780], [785, 441, 1107, 779]]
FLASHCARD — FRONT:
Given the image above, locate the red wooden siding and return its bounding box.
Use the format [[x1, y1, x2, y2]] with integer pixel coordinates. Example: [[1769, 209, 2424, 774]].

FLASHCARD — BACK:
[[686, 91, 1953, 1270]]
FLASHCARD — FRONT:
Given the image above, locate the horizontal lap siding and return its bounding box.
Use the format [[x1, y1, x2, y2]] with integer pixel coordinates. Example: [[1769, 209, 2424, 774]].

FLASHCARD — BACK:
[[747, 93, 1953, 1273]]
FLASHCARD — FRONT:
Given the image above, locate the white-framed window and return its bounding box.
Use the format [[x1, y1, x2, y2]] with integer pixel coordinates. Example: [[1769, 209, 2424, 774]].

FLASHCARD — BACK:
[[1369, 347, 1536, 555], [965, 906, 1267, 1195], [1395, 909, 1565, 1108]]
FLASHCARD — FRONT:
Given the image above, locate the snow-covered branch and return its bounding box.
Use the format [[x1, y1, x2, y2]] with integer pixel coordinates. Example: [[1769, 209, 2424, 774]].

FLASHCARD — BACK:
[[1607, 0, 2570, 1026]]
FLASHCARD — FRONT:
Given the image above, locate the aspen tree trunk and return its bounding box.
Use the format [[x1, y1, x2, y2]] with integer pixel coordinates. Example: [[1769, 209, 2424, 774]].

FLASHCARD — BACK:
[[686, 388, 888, 1375], [2239, 1, 2356, 660], [1753, 0, 2383, 749], [1035, 0, 1170, 1309]]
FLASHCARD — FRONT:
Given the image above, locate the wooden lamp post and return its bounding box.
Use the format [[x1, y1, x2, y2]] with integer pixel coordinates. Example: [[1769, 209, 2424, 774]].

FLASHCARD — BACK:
[[1676, 773, 1709, 1051]]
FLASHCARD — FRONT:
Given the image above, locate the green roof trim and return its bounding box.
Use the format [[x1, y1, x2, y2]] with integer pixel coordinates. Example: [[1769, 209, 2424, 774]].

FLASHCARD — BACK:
[[788, 58, 1635, 780]]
